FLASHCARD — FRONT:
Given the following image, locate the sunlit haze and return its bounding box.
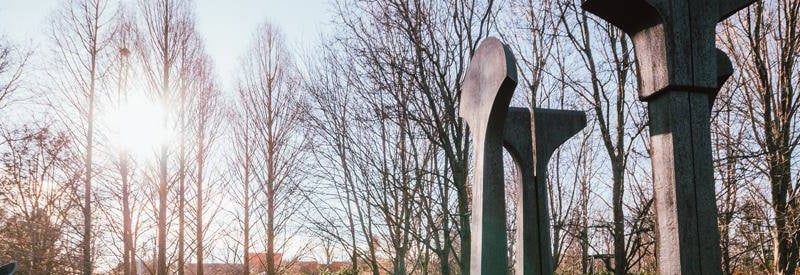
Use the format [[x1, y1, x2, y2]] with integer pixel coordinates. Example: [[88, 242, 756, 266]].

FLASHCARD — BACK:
[[106, 92, 171, 158], [0, 0, 330, 90], [0, 0, 785, 274]]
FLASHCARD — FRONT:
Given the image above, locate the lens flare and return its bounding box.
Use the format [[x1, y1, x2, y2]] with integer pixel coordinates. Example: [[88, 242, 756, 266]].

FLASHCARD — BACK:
[[109, 93, 171, 159]]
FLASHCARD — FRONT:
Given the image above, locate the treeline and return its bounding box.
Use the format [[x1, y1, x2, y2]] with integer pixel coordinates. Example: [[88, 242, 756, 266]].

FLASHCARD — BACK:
[[0, 0, 797, 274]]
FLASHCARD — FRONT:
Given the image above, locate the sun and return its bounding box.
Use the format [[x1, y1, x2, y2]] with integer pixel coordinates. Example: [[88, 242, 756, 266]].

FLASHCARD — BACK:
[[108, 93, 171, 159]]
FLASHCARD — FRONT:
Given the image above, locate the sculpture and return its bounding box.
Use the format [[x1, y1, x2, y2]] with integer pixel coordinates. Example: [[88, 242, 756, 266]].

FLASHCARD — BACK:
[[0, 262, 16, 275], [460, 37, 586, 275], [581, 0, 754, 273]]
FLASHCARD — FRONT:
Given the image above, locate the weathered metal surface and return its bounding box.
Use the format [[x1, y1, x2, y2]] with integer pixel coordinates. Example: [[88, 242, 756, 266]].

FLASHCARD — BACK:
[[581, 0, 754, 274], [0, 262, 16, 275], [461, 37, 585, 275], [582, 0, 753, 100], [504, 108, 585, 275], [460, 36, 517, 275], [709, 49, 734, 109]]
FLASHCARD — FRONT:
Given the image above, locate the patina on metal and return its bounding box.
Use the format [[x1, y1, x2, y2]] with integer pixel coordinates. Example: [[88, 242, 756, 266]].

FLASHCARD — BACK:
[[461, 37, 585, 275], [504, 107, 585, 275], [0, 262, 16, 275], [460, 36, 517, 275], [581, 0, 754, 273]]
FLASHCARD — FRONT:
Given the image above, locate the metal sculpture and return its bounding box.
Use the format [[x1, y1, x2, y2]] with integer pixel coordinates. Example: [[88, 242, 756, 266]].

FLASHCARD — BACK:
[[0, 262, 16, 275], [504, 107, 585, 275], [460, 37, 586, 275], [581, 0, 754, 273]]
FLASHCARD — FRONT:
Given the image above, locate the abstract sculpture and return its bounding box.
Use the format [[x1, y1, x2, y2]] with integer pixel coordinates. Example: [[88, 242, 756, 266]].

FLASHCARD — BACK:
[[581, 0, 754, 273], [460, 37, 586, 275]]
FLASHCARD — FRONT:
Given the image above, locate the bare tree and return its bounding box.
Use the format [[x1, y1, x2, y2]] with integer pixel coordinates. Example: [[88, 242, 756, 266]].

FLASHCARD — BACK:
[[329, 0, 499, 272], [136, 0, 194, 273], [191, 54, 221, 275], [110, 8, 137, 274], [718, 1, 800, 273], [237, 22, 308, 275], [48, 1, 114, 274], [0, 37, 30, 111], [709, 61, 752, 274], [556, 1, 650, 273], [230, 96, 255, 275], [0, 126, 82, 274], [302, 41, 369, 273], [172, 19, 203, 275], [501, 0, 561, 109]]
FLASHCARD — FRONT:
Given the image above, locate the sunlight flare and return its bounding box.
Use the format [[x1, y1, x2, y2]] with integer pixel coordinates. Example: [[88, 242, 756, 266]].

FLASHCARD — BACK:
[[109, 93, 171, 159]]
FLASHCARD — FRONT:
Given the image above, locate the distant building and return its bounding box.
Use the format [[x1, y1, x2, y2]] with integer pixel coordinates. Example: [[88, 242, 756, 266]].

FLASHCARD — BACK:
[[183, 263, 244, 275], [247, 252, 282, 273], [291, 260, 320, 274]]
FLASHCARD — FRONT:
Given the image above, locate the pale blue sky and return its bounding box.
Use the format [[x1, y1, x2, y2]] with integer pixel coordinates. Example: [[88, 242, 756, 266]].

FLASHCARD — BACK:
[[0, 1, 335, 267], [0, 0, 332, 89], [194, 0, 331, 86]]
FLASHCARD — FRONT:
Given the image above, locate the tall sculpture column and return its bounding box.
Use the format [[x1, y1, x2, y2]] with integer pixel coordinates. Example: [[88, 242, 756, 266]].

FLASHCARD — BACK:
[[580, 0, 753, 274], [460, 37, 517, 275], [461, 37, 585, 275], [504, 108, 585, 275]]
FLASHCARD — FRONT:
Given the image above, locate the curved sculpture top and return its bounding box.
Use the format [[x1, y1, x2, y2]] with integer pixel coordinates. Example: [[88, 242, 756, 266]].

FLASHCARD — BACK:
[[459, 37, 518, 131]]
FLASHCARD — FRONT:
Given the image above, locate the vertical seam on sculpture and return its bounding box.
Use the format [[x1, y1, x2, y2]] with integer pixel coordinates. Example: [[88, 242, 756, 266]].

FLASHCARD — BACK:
[[535, 134, 546, 275], [689, 93, 703, 274], [684, 0, 704, 272]]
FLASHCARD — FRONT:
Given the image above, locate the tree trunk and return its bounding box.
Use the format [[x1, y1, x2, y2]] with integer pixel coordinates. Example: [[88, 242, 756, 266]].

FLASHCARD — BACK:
[[177, 108, 186, 275], [243, 125, 251, 275], [455, 167, 470, 275], [266, 123, 276, 275], [82, 2, 101, 273], [156, 1, 171, 271], [770, 152, 797, 275], [196, 110, 207, 275], [121, 156, 132, 275], [612, 162, 626, 275]]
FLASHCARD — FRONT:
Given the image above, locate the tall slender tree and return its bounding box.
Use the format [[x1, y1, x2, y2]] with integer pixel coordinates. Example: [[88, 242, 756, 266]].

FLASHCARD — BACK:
[[173, 19, 201, 275], [719, 1, 800, 273], [330, 1, 498, 272], [48, 1, 113, 274], [193, 55, 220, 275], [238, 22, 308, 275], [557, 3, 649, 273], [136, 0, 195, 273], [231, 97, 255, 275], [111, 9, 136, 274]]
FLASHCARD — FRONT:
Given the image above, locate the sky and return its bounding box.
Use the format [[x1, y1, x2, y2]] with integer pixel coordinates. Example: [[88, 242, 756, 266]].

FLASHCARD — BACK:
[[0, 1, 335, 268], [193, 0, 331, 87], [0, 0, 332, 90]]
